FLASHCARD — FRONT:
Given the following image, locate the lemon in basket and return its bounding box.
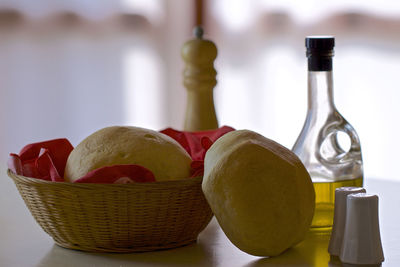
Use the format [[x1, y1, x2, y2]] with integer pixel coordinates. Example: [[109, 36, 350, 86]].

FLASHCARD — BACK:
[[64, 126, 192, 182], [202, 130, 315, 256]]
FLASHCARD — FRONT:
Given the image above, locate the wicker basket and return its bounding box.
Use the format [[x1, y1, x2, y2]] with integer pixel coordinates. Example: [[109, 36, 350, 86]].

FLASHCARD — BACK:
[[7, 169, 213, 252]]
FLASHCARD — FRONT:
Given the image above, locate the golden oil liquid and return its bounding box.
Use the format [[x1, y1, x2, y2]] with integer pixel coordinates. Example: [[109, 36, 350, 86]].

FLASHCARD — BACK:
[[311, 177, 363, 231]]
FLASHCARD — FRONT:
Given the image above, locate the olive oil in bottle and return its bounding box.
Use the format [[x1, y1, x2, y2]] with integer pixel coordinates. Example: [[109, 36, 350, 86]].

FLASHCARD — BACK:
[[292, 37, 363, 230], [312, 177, 363, 229]]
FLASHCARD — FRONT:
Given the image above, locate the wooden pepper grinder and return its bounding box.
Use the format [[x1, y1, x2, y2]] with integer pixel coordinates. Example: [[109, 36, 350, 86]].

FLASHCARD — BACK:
[[182, 26, 218, 131]]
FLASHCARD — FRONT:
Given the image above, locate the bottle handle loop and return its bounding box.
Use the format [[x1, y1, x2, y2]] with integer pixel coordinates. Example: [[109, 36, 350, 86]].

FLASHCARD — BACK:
[[318, 120, 362, 165]]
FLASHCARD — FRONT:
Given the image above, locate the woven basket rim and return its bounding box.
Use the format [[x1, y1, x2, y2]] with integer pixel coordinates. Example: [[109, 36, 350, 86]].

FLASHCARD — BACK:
[[7, 169, 203, 189]]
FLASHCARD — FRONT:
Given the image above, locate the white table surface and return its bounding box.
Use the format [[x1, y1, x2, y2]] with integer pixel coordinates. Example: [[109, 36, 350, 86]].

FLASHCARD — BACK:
[[1, 171, 399, 267]]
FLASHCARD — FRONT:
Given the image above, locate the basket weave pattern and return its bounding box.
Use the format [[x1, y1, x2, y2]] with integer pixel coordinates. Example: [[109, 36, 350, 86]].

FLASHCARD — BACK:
[[8, 170, 213, 252]]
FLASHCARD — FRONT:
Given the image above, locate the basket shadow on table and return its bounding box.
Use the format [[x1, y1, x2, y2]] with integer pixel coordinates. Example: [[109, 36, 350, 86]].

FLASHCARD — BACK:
[[37, 218, 220, 267]]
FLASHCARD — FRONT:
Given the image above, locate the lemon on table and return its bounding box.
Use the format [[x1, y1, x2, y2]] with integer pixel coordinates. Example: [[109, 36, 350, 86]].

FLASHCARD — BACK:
[[202, 130, 315, 256], [64, 126, 192, 182]]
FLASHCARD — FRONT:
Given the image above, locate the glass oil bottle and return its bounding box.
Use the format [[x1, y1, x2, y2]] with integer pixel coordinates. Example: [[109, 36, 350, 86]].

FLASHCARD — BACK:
[[292, 36, 363, 230]]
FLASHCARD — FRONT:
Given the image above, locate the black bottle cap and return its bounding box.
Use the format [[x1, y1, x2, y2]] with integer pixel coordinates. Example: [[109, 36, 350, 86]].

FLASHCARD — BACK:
[[306, 36, 335, 57], [306, 36, 335, 50], [306, 36, 334, 71]]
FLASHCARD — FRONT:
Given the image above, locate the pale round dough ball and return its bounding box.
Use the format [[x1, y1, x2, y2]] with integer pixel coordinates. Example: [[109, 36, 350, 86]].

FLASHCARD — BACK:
[[202, 130, 315, 256], [64, 126, 192, 182]]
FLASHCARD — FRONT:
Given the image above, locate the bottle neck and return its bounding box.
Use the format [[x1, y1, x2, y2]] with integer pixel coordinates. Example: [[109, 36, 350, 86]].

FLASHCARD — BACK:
[[307, 70, 335, 115]]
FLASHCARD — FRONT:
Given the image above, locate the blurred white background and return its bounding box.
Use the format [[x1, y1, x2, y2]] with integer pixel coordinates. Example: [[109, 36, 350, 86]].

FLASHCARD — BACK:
[[0, 0, 399, 181]]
